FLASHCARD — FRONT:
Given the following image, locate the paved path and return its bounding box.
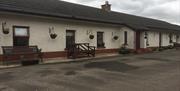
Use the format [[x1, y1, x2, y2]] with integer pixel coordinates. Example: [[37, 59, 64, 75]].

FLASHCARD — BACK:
[[0, 49, 180, 91]]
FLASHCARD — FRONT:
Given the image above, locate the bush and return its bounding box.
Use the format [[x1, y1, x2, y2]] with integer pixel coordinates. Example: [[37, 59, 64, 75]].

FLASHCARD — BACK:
[[118, 45, 130, 54], [167, 45, 174, 49]]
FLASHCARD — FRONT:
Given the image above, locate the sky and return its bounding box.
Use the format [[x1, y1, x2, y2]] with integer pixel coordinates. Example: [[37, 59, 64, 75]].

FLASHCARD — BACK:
[[61, 0, 180, 25]]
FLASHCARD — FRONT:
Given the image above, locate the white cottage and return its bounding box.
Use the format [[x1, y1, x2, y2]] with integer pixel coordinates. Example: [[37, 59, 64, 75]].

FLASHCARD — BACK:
[[0, 0, 180, 61]]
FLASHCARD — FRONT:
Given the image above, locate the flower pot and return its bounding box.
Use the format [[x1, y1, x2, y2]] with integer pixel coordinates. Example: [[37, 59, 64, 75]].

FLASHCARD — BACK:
[[50, 34, 57, 39], [89, 35, 94, 39], [113, 36, 118, 40], [3, 30, 9, 34]]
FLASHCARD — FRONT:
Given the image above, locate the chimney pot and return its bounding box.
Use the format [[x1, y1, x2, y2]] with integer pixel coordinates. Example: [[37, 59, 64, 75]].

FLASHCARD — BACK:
[[101, 1, 111, 12]]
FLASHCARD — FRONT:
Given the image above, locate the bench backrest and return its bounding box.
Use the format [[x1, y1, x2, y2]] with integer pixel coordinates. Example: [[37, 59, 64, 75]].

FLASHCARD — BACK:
[[2, 46, 39, 55]]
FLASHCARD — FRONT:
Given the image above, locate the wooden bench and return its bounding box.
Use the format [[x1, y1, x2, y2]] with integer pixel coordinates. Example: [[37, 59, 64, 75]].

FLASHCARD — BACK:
[[2, 46, 43, 65]]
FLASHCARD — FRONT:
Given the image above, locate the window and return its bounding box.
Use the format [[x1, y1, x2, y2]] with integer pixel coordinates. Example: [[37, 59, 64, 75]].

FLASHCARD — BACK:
[[124, 31, 128, 45], [97, 32, 105, 48], [13, 26, 29, 46], [66, 30, 75, 48]]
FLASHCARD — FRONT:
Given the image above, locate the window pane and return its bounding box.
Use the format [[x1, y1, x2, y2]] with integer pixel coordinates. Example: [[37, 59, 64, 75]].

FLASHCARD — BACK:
[[15, 28, 28, 36]]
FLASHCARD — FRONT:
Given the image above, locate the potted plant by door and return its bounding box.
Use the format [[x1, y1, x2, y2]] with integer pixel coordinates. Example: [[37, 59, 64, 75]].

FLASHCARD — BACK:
[[119, 44, 130, 54]]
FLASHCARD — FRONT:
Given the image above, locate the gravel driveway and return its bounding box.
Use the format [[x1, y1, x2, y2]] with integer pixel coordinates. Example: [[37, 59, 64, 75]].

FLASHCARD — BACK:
[[0, 49, 180, 91]]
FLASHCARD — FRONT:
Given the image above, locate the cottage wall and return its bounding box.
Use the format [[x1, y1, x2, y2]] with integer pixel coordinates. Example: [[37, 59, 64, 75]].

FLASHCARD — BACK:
[[0, 12, 135, 55], [148, 31, 160, 47]]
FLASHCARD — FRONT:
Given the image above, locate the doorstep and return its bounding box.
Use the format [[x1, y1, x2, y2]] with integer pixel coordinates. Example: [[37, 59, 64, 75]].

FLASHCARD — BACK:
[[0, 53, 119, 69]]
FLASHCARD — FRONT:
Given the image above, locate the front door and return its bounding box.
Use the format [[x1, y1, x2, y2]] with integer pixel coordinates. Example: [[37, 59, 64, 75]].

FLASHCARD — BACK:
[[66, 30, 75, 48], [136, 31, 141, 49], [97, 32, 105, 48], [159, 33, 162, 47], [13, 26, 29, 46]]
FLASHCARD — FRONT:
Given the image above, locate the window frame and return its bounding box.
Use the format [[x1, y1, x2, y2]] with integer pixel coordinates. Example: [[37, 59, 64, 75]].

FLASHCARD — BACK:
[[13, 26, 30, 46], [13, 26, 30, 38]]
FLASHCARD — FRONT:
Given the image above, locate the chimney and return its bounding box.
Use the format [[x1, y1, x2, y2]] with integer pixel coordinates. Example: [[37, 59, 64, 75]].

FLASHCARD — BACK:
[[101, 1, 111, 11]]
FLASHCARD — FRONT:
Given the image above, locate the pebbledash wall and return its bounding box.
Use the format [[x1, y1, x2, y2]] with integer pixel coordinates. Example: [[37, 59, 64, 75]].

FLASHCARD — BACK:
[[0, 12, 136, 59], [0, 12, 179, 60], [140, 31, 179, 49]]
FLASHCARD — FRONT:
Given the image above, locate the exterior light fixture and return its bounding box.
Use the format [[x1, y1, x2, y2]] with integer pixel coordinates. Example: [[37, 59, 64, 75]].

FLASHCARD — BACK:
[[144, 32, 148, 39]]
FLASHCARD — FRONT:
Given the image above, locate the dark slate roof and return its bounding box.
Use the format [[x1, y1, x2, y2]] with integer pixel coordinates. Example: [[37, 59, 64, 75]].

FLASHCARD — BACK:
[[0, 0, 180, 32]]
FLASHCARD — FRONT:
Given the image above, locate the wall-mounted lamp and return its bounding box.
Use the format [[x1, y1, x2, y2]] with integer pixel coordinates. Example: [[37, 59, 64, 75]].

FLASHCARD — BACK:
[[87, 30, 94, 39], [144, 32, 148, 39], [49, 27, 57, 39], [2, 22, 10, 34], [144, 32, 149, 46]]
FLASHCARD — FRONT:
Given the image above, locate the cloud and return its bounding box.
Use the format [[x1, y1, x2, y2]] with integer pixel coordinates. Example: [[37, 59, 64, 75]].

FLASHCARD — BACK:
[[61, 0, 180, 25]]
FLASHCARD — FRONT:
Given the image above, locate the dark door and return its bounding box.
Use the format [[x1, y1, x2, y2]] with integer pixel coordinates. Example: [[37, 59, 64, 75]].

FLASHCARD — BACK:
[[13, 26, 29, 46], [66, 30, 75, 48], [159, 33, 162, 47], [97, 32, 104, 48], [124, 31, 128, 45], [136, 31, 141, 49]]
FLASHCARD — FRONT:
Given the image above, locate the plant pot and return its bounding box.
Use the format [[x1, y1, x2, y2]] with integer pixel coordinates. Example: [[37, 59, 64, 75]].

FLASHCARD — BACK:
[[3, 30, 9, 34], [113, 36, 118, 40], [89, 35, 94, 39], [50, 34, 57, 39], [119, 48, 130, 54]]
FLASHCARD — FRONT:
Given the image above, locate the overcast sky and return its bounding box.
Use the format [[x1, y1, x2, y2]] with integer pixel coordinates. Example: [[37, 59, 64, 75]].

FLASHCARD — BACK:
[[61, 0, 180, 25]]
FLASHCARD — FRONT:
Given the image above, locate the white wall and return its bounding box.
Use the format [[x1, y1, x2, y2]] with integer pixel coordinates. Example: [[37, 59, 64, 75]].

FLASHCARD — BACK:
[[161, 33, 170, 46], [119, 27, 135, 49], [148, 31, 160, 47], [140, 31, 160, 48], [140, 31, 180, 48], [0, 12, 136, 54]]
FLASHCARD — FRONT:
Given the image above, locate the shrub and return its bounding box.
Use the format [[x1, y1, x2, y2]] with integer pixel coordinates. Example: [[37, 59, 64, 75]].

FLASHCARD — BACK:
[[118, 44, 130, 54]]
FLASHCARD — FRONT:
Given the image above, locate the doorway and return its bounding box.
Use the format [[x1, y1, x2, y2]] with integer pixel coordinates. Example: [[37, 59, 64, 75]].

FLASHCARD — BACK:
[[66, 30, 75, 48], [159, 33, 162, 47], [136, 31, 141, 49], [97, 32, 105, 48]]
